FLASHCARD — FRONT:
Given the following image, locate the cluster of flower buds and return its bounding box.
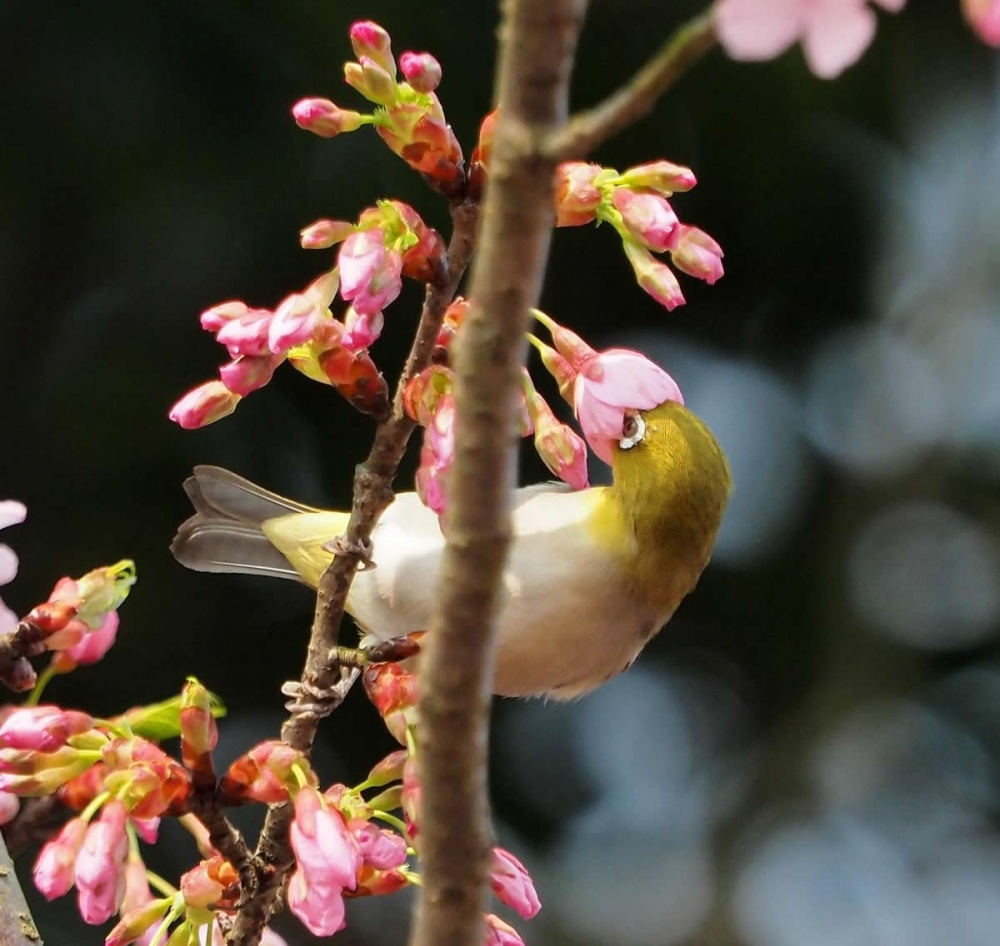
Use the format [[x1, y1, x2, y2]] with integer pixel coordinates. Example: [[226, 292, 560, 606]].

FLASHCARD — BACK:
[[0, 558, 135, 698], [171, 198, 447, 430], [552, 159, 724, 310], [293, 21, 463, 195], [529, 309, 684, 464]]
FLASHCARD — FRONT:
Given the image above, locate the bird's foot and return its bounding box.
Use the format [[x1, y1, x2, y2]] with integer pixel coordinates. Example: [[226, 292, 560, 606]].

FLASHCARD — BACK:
[[281, 667, 359, 719], [330, 632, 425, 669], [322, 534, 376, 570]]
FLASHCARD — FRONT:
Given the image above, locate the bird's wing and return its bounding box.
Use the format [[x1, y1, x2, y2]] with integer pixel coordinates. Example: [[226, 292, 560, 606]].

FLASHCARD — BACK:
[[347, 484, 599, 641]]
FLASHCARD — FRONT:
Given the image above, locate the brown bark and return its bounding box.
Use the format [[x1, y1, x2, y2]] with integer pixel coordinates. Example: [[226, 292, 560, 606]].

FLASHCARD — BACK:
[[0, 833, 42, 945], [408, 3, 589, 945]]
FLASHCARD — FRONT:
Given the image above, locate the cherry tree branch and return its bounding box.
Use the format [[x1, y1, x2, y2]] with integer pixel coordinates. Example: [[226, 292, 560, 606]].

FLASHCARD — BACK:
[[546, 9, 716, 160], [228, 197, 479, 946], [0, 833, 42, 946], [408, 2, 588, 945]]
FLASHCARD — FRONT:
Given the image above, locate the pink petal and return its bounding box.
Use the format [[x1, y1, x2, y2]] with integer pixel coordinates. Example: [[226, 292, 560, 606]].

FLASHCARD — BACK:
[[0, 501, 26, 531], [0, 546, 18, 587], [0, 600, 17, 634], [715, 0, 804, 61], [801, 0, 877, 78]]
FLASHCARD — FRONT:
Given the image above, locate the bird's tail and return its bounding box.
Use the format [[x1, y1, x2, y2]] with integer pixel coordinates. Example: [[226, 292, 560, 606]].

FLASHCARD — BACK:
[[170, 465, 322, 582]]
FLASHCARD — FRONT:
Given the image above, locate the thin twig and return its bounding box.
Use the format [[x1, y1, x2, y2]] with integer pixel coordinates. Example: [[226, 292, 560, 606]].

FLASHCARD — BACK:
[[228, 196, 479, 946], [408, 2, 588, 945], [545, 9, 717, 161], [0, 832, 42, 945]]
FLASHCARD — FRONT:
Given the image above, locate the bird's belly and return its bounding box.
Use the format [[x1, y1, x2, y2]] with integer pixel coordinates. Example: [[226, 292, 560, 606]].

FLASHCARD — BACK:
[[345, 519, 665, 699]]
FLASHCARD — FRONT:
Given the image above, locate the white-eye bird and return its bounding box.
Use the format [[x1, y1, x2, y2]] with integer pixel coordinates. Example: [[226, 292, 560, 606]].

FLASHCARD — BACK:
[[170, 400, 731, 699]]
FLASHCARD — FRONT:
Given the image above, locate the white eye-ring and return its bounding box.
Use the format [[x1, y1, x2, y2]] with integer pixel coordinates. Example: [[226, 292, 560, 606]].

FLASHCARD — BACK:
[[619, 413, 645, 450]]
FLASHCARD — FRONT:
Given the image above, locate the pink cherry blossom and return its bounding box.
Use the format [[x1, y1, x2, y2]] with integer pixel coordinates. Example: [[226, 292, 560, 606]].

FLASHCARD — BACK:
[[715, 0, 907, 79], [612, 187, 679, 252], [350, 21, 396, 76], [290, 788, 362, 890], [490, 847, 541, 919], [300, 219, 355, 249], [33, 817, 87, 899], [574, 350, 684, 464], [169, 381, 241, 429], [338, 230, 403, 315], [75, 801, 128, 924], [287, 867, 347, 936], [963, 0, 1000, 45]]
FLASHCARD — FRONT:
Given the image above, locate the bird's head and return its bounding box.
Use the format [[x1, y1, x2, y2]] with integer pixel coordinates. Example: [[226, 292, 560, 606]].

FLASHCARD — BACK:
[[608, 399, 732, 556]]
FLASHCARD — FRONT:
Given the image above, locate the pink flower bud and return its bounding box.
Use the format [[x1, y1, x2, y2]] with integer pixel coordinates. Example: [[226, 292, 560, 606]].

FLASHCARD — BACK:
[[349, 21, 396, 77], [963, 0, 1000, 45], [180, 856, 238, 909], [667, 223, 724, 285], [553, 162, 605, 226], [622, 241, 686, 311], [485, 913, 527, 946], [299, 219, 355, 250], [169, 381, 241, 429], [338, 230, 403, 315], [349, 819, 408, 870], [0, 706, 94, 752], [292, 98, 363, 138], [219, 354, 282, 397], [365, 749, 408, 788], [612, 187, 678, 252], [342, 307, 384, 352], [199, 300, 248, 333], [0, 790, 18, 825], [75, 800, 128, 924], [51, 609, 119, 671], [399, 51, 442, 92], [104, 896, 171, 946], [490, 847, 541, 919], [415, 394, 455, 516], [214, 308, 273, 357], [180, 678, 218, 783], [34, 817, 87, 900], [268, 293, 325, 353], [618, 159, 696, 194], [219, 740, 309, 805], [344, 57, 397, 107], [532, 411, 589, 491]]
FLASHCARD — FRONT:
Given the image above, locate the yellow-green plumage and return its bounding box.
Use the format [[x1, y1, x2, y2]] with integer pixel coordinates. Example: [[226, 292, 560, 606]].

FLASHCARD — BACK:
[[171, 400, 731, 699]]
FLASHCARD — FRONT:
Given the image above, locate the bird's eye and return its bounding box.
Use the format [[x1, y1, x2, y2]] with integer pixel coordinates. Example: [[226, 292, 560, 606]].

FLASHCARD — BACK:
[[619, 412, 645, 450]]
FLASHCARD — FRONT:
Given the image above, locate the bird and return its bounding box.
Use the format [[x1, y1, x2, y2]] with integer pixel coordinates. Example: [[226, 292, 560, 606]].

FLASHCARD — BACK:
[[170, 400, 731, 699]]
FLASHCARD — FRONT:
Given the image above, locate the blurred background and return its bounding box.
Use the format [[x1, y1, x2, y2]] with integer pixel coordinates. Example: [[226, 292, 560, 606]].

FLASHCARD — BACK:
[[2, 0, 999, 943]]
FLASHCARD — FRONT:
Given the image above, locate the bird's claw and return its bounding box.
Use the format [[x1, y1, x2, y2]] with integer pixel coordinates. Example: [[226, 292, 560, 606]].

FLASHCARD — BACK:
[[322, 534, 376, 570], [280, 667, 359, 718]]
